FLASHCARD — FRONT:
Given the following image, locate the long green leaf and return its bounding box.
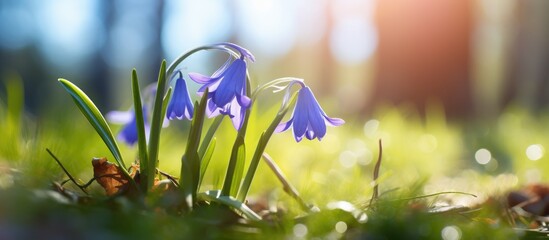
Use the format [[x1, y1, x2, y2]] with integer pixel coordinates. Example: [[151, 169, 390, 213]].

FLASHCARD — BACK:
[[198, 115, 223, 157], [231, 140, 245, 196], [198, 190, 261, 221], [161, 88, 173, 127], [58, 79, 136, 190], [147, 60, 167, 188], [198, 137, 216, 187], [131, 70, 148, 192], [222, 135, 245, 197], [181, 154, 196, 209], [58, 79, 126, 169], [180, 90, 209, 208]]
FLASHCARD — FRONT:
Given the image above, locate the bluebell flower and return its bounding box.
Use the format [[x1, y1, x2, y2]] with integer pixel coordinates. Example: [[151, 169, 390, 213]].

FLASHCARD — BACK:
[[106, 107, 150, 146], [166, 71, 194, 120], [188, 43, 254, 129], [275, 86, 344, 142]]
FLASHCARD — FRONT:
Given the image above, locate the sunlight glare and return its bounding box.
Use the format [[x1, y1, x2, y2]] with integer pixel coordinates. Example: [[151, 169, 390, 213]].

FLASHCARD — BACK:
[[162, 0, 231, 61], [330, 0, 378, 64], [236, 0, 296, 59]]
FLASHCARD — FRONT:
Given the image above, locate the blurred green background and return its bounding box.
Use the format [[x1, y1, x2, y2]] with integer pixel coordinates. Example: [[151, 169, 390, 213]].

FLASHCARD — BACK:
[[1, 0, 549, 210]]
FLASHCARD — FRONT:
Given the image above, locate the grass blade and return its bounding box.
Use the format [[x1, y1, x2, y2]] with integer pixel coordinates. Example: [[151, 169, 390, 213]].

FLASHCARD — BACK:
[[198, 137, 216, 187], [147, 60, 167, 186], [180, 90, 209, 208], [198, 115, 223, 157], [130, 69, 149, 191], [222, 135, 246, 197]]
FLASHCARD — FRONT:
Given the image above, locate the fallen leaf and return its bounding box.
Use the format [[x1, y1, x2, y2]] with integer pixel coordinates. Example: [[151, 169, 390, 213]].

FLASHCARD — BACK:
[[92, 157, 129, 196]]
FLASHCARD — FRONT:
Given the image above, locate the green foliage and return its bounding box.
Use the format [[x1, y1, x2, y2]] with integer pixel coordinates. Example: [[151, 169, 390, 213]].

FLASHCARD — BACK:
[[130, 69, 149, 191], [147, 60, 168, 187], [58, 79, 126, 170], [180, 90, 209, 209]]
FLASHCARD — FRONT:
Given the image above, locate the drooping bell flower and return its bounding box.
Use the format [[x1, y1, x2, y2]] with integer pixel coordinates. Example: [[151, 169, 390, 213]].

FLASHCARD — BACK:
[[276, 85, 344, 142], [166, 71, 194, 120], [188, 43, 254, 129]]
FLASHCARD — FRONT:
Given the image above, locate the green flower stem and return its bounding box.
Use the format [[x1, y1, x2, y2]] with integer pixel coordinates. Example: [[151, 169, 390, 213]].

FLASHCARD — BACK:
[[237, 92, 298, 202], [130, 70, 149, 192], [251, 77, 303, 99], [221, 75, 252, 197], [166, 45, 238, 78]]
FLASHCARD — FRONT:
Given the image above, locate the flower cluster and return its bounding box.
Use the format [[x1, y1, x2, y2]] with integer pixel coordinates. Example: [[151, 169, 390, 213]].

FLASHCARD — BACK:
[[108, 43, 343, 146]]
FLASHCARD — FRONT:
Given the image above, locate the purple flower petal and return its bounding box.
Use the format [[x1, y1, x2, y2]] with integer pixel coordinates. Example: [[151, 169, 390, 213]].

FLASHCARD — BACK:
[[115, 107, 150, 146], [189, 72, 215, 84], [237, 94, 251, 108], [166, 78, 194, 120], [213, 59, 247, 107], [324, 116, 345, 126], [275, 118, 293, 133], [228, 99, 245, 130], [106, 111, 133, 124]]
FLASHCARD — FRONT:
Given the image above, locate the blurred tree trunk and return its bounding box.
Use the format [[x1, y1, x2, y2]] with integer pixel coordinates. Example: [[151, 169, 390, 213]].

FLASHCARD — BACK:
[[90, 0, 112, 110], [503, 0, 549, 111], [370, 0, 473, 118], [145, 0, 164, 85]]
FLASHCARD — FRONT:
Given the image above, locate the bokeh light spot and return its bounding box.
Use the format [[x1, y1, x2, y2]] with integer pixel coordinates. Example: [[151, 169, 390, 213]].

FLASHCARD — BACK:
[[441, 225, 461, 240], [335, 221, 348, 234], [526, 144, 544, 161], [339, 151, 357, 168], [363, 119, 379, 138], [293, 223, 308, 238], [475, 148, 491, 165]]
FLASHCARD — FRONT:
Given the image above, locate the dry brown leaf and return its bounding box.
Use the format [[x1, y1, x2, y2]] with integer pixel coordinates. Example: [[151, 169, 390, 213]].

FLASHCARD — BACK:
[[91, 158, 178, 196], [92, 157, 130, 196]]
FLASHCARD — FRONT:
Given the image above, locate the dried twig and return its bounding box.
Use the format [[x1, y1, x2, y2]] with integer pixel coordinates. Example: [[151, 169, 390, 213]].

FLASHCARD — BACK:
[[369, 139, 383, 207], [262, 152, 313, 212], [46, 148, 89, 195], [158, 169, 180, 187]]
